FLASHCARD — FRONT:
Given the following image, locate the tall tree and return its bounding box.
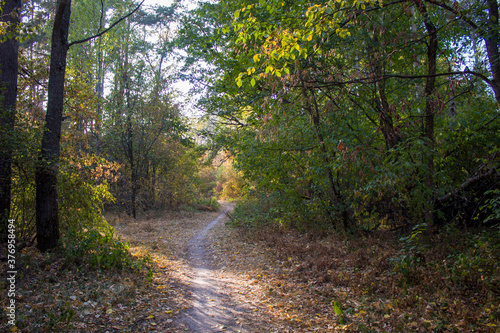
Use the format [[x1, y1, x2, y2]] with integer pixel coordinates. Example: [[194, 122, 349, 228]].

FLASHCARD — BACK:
[[35, 0, 144, 251], [0, 0, 22, 240], [35, 0, 72, 252], [178, 0, 498, 231], [104, 12, 181, 217]]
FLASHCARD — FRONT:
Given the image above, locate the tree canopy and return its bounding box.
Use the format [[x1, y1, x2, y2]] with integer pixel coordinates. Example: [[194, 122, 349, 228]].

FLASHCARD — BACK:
[[178, 0, 499, 231]]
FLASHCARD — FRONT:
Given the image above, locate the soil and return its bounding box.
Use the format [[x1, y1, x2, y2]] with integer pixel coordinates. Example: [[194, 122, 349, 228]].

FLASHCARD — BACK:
[[179, 204, 264, 332]]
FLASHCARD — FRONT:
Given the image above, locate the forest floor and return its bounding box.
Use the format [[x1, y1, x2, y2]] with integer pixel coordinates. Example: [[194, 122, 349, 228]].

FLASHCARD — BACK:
[[1, 203, 499, 332]]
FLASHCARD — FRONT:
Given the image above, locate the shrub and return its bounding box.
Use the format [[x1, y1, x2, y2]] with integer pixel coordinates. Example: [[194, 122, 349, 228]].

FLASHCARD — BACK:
[[61, 224, 151, 271]]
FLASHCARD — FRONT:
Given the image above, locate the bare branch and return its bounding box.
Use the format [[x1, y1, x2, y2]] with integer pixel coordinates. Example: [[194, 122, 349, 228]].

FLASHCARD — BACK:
[[68, 0, 145, 48], [298, 70, 492, 89]]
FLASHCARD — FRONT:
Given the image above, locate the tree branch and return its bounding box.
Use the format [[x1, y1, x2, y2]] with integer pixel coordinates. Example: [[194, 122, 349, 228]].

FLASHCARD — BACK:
[[68, 0, 144, 48], [299, 70, 492, 89], [438, 167, 498, 203]]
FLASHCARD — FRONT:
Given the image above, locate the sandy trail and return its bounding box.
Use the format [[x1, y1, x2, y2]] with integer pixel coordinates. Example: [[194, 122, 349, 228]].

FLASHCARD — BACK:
[[181, 204, 253, 332]]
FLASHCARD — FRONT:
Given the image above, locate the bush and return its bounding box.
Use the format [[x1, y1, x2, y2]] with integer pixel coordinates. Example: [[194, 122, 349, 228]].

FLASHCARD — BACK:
[[443, 227, 500, 290], [61, 224, 150, 271], [227, 194, 275, 228], [195, 196, 219, 211]]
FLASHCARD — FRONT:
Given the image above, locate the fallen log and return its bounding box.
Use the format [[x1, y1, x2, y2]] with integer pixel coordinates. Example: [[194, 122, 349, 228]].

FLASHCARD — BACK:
[[438, 167, 497, 203]]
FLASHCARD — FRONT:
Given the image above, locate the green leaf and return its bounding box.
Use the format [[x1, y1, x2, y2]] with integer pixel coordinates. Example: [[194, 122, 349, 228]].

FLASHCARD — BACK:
[[333, 301, 343, 316]]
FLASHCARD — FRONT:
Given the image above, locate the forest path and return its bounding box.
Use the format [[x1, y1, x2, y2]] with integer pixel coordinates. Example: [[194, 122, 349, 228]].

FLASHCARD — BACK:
[[114, 202, 292, 332], [180, 203, 251, 332]]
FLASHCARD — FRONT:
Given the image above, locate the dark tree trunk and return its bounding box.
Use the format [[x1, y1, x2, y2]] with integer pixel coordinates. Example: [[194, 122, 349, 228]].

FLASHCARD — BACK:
[[94, 8, 106, 155], [369, 34, 401, 150], [377, 78, 400, 150], [35, 0, 72, 252], [416, 0, 438, 224], [127, 114, 137, 219], [0, 0, 22, 240], [151, 162, 156, 207]]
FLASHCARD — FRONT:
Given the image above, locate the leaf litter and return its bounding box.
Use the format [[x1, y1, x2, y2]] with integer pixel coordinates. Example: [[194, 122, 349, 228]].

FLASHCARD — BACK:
[[2, 205, 499, 332]]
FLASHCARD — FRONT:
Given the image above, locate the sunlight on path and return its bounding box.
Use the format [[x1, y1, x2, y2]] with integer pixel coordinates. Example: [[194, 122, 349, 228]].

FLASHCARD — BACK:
[[181, 205, 250, 332]]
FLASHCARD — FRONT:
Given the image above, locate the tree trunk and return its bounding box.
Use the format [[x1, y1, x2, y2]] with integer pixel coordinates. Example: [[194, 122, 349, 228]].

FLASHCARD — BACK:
[[35, 0, 72, 252], [370, 34, 401, 150], [127, 113, 137, 219], [485, 0, 500, 109], [301, 81, 348, 228], [416, 0, 438, 224], [0, 0, 22, 240], [94, 6, 107, 155]]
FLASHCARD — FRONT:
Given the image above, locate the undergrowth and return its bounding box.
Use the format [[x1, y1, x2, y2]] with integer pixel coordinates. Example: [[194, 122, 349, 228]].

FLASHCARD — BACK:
[[60, 224, 152, 272], [0, 219, 154, 331]]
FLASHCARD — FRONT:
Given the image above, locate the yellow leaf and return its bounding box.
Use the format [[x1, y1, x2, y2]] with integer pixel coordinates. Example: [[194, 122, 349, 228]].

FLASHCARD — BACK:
[[106, 308, 113, 314], [165, 310, 173, 314], [148, 314, 155, 319]]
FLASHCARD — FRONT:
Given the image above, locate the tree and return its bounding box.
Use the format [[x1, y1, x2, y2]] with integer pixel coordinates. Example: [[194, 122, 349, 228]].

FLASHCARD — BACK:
[[179, 0, 499, 231], [103, 11, 184, 216], [35, 0, 144, 251], [35, 0, 72, 252], [0, 0, 22, 240]]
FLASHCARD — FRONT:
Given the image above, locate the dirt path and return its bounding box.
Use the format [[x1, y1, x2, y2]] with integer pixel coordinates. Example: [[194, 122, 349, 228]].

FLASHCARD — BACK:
[[181, 206, 240, 332], [8, 203, 497, 332], [110, 204, 291, 332], [177, 203, 287, 332]]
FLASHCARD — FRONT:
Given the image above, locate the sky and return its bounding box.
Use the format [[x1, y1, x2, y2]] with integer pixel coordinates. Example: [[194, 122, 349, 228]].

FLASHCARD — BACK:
[[142, 0, 201, 116], [143, 0, 177, 7]]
